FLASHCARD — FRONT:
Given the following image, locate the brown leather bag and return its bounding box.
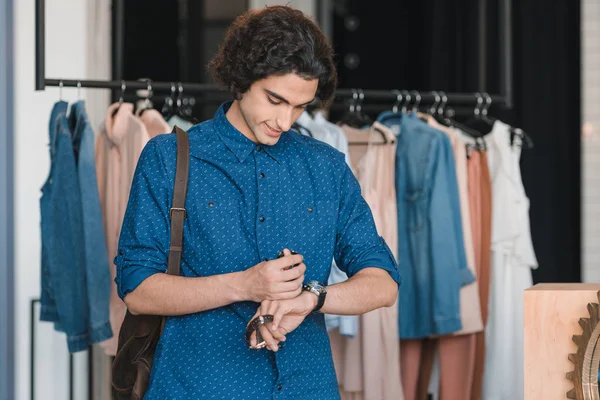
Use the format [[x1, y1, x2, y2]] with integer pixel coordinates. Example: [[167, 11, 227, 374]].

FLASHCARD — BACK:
[[111, 126, 189, 400]]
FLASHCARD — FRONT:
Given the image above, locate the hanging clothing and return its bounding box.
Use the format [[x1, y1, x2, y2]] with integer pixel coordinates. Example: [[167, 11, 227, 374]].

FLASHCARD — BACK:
[[167, 114, 194, 131], [482, 121, 537, 400], [69, 101, 113, 343], [394, 115, 482, 400], [378, 112, 474, 339], [40, 101, 112, 352], [464, 148, 493, 400], [138, 107, 171, 137], [330, 122, 404, 400], [95, 102, 154, 355], [296, 111, 358, 337], [114, 101, 400, 399], [426, 117, 483, 335]]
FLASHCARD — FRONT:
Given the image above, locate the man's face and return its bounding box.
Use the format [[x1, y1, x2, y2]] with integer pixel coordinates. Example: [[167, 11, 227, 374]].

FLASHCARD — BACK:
[[236, 73, 318, 146]]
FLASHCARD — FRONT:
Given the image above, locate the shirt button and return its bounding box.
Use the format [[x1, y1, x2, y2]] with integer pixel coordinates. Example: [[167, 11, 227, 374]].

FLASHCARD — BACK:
[[257, 146, 263, 152], [208, 202, 214, 208], [278, 385, 283, 391], [308, 206, 314, 212], [263, 257, 268, 262], [260, 172, 265, 178], [259, 216, 265, 222]]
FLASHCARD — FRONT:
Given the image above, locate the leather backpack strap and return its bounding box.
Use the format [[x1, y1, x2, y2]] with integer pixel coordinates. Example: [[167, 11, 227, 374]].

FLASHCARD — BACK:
[[167, 125, 189, 276]]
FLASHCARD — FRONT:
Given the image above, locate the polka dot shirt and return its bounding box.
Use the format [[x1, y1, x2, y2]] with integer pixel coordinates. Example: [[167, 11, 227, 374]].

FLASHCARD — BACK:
[[114, 102, 401, 399]]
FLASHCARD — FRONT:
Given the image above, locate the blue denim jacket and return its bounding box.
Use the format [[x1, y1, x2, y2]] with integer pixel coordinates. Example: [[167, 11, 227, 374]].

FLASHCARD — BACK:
[[378, 112, 475, 339], [69, 101, 112, 343], [40, 101, 112, 352]]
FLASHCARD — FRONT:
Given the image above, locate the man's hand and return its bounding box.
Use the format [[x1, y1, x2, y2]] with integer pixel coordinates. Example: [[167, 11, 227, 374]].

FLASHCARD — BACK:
[[241, 249, 306, 303], [247, 291, 318, 352]]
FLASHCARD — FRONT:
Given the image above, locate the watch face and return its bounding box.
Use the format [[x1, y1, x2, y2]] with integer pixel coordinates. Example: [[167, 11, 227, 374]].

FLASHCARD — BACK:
[[307, 280, 326, 293]]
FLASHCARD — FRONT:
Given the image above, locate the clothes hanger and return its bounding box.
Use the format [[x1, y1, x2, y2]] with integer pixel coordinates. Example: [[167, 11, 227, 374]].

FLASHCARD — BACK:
[[376, 89, 403, 125], [170, 82, 199, 124], [58, 80, 64, 102], [137, 79, 154, 116], [111, 80, 126, 118], [338, 89, 367, 128], [462, 92, 496, 136], [436, 90, 486, 142], [76, 81, 82, 101], [161, 82, 178, 120], [466, 93, 534, 149]]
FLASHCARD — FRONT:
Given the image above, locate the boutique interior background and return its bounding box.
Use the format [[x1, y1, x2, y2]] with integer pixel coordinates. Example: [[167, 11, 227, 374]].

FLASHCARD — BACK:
[[0, 0, 586, 399]]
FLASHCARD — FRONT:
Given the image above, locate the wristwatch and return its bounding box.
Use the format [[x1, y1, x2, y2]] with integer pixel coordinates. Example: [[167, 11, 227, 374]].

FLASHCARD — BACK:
[[302, 280, 327, 313]]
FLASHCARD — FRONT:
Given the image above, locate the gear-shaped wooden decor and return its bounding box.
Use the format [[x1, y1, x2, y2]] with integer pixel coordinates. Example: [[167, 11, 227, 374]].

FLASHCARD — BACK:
[[567, 291, 600, 399]]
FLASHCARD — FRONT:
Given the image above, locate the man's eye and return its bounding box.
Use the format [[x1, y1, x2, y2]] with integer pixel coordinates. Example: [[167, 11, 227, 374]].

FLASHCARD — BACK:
[[267, 97, 281, 105]]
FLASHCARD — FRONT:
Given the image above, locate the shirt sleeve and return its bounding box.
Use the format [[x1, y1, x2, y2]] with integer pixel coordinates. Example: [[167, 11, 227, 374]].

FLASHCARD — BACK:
[[429, 136, 475, 287], [114, 140, 171, 300], [333, 160, 402, 285]]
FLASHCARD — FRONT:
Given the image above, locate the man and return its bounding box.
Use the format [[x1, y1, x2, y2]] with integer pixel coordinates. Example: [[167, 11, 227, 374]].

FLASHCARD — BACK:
[[115, 5, 401, 399]]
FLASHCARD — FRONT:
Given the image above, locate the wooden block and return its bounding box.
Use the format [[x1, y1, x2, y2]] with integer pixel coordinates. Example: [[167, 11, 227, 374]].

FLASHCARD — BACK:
[[524, 283, 600, 399]]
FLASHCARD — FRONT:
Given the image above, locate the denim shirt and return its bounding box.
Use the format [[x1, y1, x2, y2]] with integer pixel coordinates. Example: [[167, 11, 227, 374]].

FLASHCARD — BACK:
[[40, 102, 89, 351], [115, 102, 400, 399], [69, 101, 113, 343], [40, 101, 112, 353], [377, 112, 474, 339]]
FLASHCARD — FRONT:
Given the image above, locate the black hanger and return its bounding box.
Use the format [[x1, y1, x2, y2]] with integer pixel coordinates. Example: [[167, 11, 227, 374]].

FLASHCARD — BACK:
[[511, 127, 534, 149], [111, 80, 126, 118], [168, 82, 199, 124], [462, 92, 496, 136], [376, 89, 405, 126], [161, 83, 178, 120], [137, 79, 154, 117], [435, 91, 486, 145], [338, 89, 372, 128]]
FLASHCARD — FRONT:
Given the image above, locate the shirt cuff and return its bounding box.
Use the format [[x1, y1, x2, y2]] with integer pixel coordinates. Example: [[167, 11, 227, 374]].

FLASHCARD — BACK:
[[347, 236, 402, 286], [114, 252, 165, 300]]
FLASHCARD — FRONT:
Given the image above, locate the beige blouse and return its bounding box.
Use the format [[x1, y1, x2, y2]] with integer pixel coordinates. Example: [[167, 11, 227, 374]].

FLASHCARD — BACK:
[[96, 103, 156, 355], [329, 122, 404, 400]]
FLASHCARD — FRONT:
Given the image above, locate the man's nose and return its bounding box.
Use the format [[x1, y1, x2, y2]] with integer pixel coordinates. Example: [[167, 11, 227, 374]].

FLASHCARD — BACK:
[[276, 108, 295, 132]]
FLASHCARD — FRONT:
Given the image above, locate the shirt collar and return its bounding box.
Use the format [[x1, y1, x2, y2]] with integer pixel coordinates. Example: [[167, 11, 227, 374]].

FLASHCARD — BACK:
[[213, 101, 290, 164]]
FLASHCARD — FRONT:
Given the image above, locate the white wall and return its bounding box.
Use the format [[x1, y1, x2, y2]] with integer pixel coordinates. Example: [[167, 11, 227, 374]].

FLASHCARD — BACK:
[[582, 0, 600, 283], [13, 0, 110, 399]]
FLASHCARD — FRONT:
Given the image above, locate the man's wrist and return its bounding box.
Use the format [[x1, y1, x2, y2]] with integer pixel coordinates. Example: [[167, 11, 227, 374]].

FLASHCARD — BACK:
[[227, 270, 249, 302], [299, 290, 318, 311]]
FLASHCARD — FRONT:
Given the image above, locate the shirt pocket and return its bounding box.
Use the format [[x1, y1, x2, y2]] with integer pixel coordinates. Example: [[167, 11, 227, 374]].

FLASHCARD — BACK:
[[284, 199, 337, 254], [188, 198, 244, 254]]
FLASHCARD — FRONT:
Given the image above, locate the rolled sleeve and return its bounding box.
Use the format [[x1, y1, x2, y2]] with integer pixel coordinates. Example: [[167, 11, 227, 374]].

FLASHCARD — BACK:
[[115, 141, 171, 300], [333, 163, 402, 285]]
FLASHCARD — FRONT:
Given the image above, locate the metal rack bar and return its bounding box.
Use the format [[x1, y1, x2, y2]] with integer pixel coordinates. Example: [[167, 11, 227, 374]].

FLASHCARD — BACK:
[[40, 79, 507, 107], [35, 0, 509, 107]]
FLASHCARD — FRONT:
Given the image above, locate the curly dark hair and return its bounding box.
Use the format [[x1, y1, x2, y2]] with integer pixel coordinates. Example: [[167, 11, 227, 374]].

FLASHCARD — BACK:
[[208, 5, 337, 107]]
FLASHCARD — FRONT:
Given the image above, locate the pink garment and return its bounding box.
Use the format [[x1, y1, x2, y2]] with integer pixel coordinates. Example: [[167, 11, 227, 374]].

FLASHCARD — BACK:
[[96, 102, 152, 355], [137, 107, 171, 138], [426, 116, 483, 335], [329, 122, 404, 400]]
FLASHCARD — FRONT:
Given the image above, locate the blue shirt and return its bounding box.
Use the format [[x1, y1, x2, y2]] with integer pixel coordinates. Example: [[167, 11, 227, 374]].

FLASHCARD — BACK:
[[115, 102, 401, 399], [377, 111, 474, 339]]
